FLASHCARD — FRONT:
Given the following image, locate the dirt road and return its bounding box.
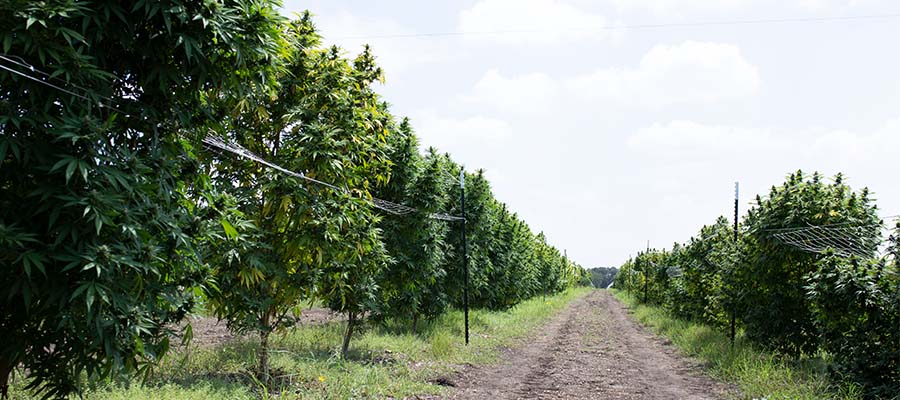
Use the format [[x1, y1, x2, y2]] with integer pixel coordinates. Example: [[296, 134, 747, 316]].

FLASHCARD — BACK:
[[445, 290, 732, 399]]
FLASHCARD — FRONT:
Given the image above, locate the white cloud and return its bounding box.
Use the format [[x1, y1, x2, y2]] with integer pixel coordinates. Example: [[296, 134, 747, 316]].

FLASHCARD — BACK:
[[463, 41, 760, 113], [311, 13, 453, 75], [626, 118, 900, 184], [460, 69, 560, 114], [785, 0, 895, 11], [458, 0, 611, 45], [626, 120, 780, 157], [567, 41, 760, 108], [628, 118, 900, 158], [623, 118, 900, 259], [411, 110, 515, 184], [609, 0, 891, 17], [412, 110, 513, 151], [610, 0, 749, 17], [809, 118, 900, 168]]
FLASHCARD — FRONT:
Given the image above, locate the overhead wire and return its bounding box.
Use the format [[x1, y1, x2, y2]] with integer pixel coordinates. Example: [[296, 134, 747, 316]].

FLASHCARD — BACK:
[[0, 54, 122, 111], [0, 54, 464, 222], [331, 12, 900, 40], [201, 135, 463, 221]]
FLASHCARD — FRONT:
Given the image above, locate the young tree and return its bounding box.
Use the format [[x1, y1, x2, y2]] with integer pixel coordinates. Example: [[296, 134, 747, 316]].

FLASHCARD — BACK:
[[444, 169, 495, 308], [534, 233, 563, 299], [305, 47, 394, 359], [373, 121, 420, 325], [378, 145, 452, 332], [509, 220, 542, 300], [739, 171, 881, 354], [670, 217, 736, 326], [0, 0, 284, 396], [486, 205, 517, 308], [806, 253, 899, 396], [204, 16, 394, 366]]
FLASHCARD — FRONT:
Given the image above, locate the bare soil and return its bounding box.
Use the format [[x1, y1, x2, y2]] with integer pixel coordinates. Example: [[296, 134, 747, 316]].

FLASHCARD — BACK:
[[443, 290, 734, 400], [184, 308, 344, 348]]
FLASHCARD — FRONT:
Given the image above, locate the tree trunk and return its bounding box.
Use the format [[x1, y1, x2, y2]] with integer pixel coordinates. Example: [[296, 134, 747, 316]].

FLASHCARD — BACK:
[[258, 310, 272, 384], [341, 312, 355, 359], [0, 357, 11, 399], [258, 330, 270, 384], [411, 312, 419, 335]]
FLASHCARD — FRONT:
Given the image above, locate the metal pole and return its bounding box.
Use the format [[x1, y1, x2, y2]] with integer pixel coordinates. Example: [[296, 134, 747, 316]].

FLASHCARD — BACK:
[[730, 182, 739, 347], [643, 241, 649, 303], [460, 169, 469, 346], [733, 182, 739, 242]]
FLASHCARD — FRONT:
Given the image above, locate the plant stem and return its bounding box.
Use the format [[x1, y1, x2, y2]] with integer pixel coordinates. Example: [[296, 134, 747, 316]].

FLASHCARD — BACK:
[[341, 312, 356, 359]]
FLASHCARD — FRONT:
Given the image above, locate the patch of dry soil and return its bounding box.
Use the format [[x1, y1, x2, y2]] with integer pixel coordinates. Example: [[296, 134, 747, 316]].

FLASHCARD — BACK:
[[184, 308, 344, 348], [445, 290, 733, 400]]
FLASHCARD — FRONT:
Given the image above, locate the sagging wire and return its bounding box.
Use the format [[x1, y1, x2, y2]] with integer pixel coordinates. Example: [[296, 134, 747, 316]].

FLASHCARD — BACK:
[[0, 53, 464, 222]]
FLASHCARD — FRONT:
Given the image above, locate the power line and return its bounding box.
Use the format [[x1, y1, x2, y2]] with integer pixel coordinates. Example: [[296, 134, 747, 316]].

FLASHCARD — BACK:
[[0, 55, 117, 104], [0, 62, 92, 104], [331, 13, 900, 40], [201, 135, 463, 221], [0, 54, 121, 110], [0, 54, 464, 222]]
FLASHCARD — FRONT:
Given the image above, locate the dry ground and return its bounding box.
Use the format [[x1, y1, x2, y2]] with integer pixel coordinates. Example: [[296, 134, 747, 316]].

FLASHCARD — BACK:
[[444, 290, 733, 400], [184, 308, 344, 347]]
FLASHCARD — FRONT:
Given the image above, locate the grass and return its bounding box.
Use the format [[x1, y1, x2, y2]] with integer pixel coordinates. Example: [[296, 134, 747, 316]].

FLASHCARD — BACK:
[[611, 290, 864, 400], [8, 287, 592, 399]]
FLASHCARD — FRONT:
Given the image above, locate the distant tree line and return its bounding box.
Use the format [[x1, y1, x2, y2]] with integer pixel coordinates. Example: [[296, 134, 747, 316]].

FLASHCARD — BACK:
[[587, 267, 618, 288]]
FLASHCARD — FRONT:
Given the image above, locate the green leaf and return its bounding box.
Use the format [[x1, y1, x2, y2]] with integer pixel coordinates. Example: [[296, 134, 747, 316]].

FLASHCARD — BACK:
[[79, 160, 90, 182], [21, 253, 32, 277], [8, 140, 19, 160], [49, 157, 71, 173], [71, 282, 89, 301], [220, 219, 238, 239], [181, 324, 193, 346], [48, 206, 61, 230], [65, 160, 77, 183], [183, 35, 193, 62], [85, 285, 95, 311], [61, 260, 81, 272], [94, 216, 103, 236], [25, 252, 46, 277]]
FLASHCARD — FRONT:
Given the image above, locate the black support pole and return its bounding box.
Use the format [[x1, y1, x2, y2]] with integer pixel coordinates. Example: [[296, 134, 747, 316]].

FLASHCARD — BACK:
[[460, 169, 469, 346], [730, 182, 739, 347], [642, 241, 649, 303], [642, 260, 648, 303]]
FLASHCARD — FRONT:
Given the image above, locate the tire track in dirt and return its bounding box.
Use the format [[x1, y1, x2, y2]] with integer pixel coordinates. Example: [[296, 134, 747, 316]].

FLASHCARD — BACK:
[[445, 290, 733, 399]]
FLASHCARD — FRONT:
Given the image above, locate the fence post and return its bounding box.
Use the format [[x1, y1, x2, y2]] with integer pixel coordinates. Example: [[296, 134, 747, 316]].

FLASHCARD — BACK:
[[730, 182, 739, 347], [460, 169, 469, 346]]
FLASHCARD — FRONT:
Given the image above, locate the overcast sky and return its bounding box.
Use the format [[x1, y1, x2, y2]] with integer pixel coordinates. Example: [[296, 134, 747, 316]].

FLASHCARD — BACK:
[[282, 0, 900, 267]]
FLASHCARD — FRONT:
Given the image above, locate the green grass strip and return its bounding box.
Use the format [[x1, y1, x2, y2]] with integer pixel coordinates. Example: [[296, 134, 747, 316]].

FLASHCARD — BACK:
[[611, 290, 864, 400], [9, 287, 592, 400]]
